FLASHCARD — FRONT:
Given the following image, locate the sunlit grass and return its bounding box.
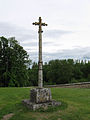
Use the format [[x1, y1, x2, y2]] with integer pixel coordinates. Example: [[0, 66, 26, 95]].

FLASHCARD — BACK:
[[0, 87, 90, 120]]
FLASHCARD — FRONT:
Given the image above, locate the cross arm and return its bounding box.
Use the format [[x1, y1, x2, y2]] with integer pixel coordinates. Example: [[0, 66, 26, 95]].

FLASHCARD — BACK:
[[41, 23, 48, 26], [32, 22, 39, 25]]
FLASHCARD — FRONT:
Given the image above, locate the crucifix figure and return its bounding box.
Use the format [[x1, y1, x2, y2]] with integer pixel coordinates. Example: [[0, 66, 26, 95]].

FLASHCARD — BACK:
[[33, 17, 47, 88]]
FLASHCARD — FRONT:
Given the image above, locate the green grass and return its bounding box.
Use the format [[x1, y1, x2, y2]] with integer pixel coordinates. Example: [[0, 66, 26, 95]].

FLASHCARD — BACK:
[[0, 87, 90, 120]]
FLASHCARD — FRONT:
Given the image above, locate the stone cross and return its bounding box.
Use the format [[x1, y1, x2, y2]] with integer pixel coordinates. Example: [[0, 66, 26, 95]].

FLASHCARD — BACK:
[[32, 17, 47, 88], [23, 18, 60, 110]]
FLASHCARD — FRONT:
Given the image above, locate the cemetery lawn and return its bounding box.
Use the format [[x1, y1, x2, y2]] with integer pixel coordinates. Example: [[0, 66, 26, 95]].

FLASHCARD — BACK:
[[0, 87, 90, 120]]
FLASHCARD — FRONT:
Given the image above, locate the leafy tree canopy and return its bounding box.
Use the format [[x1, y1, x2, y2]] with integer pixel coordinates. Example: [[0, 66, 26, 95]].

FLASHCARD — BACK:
[[0, 36, 31, 87]]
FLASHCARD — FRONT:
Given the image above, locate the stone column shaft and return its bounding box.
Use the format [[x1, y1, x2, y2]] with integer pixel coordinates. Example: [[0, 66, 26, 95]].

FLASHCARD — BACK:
[[38, 23, 43, 88], [32, 17, 47, 88]]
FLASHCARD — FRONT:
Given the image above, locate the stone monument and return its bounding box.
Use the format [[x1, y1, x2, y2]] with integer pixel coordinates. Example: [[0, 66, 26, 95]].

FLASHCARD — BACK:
[[22, 17, 61, 110]]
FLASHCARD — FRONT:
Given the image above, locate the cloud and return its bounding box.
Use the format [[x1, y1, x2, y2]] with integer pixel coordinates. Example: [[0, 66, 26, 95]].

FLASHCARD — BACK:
[[0, 22, 71, 50], [48, 47, 90, 60], [44, 29, 72, 38], [0, 22, 90, 62], [28, 47, 90, 62], [21, 42, 37, 47], [0, 22, 35, 42]]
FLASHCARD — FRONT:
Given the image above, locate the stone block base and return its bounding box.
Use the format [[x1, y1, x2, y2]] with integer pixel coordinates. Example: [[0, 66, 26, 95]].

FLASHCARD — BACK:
[[22, 88, 61, 110], [22, 99, 61, 110], [30, 88, 52, 103]]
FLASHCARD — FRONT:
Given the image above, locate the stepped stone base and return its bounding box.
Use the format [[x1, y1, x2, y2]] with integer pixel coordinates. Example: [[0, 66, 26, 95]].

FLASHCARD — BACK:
[[22, 99, 61, 110], [22, 88, 61, 110]]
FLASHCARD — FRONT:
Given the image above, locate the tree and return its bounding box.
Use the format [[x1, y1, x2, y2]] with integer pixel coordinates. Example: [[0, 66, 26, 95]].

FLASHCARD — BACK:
[[28, 62, 38, 86], [0, 36, 31, 87]]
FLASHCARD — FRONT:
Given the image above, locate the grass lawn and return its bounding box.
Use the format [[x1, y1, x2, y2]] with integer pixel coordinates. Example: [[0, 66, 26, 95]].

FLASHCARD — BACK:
[[0, 87, 90, 120]]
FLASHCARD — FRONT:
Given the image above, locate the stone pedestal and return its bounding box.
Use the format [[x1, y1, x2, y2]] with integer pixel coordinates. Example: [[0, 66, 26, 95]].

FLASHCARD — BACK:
[[22, 88, 61, 110], [30, 88, 52, 103]]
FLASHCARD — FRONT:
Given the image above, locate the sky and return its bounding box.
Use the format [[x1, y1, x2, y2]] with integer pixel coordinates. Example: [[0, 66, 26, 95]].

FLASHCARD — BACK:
[[0, 0, 90, 62]]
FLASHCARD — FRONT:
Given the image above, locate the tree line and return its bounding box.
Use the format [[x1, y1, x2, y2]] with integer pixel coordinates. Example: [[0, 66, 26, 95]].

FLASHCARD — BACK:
[[30, 59, 90, 86], [0, 37, 90, 87]]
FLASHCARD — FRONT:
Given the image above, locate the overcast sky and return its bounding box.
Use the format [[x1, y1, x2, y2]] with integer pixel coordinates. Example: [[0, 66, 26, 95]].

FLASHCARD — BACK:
[[0, 0, 90, 62]]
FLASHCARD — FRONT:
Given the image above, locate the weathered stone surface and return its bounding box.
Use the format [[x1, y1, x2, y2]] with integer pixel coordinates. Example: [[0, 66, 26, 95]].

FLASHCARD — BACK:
[[22, 88, 61, 110], [22, 18, 61, 111], [22, 99, 61, 111], [30, 88, 52, 103], [33, 17, 47, 88]]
